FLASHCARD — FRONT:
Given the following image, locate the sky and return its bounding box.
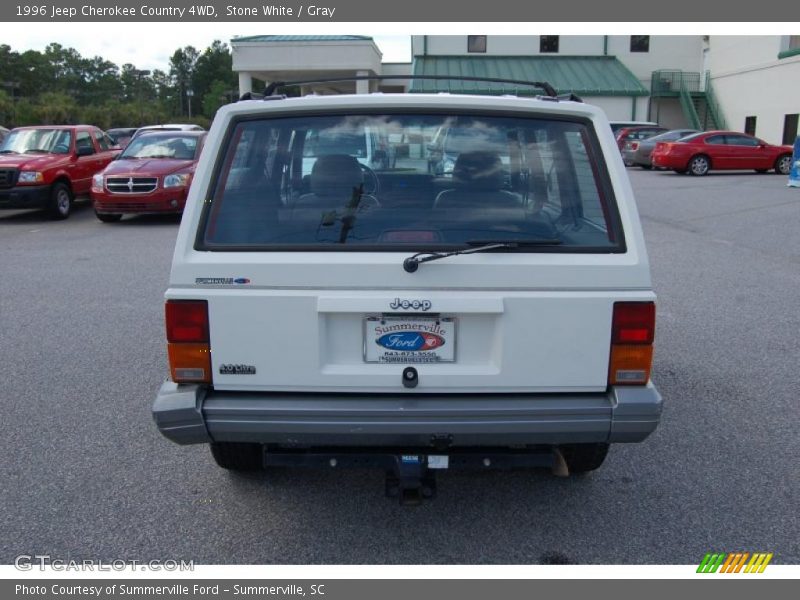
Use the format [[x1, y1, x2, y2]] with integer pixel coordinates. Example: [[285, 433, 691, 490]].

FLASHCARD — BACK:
[[0, 24, 412, 71], [2, 24, 792, 73]]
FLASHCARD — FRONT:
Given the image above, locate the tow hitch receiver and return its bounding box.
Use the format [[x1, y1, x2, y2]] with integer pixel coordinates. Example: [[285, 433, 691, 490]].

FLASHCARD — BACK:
[[385, 455, 437, 506], [263, 447, 557, 504]]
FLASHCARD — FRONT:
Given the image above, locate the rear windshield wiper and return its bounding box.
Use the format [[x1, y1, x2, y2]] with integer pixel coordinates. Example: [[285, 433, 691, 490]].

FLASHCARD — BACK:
[[403, 239, 562, 273]]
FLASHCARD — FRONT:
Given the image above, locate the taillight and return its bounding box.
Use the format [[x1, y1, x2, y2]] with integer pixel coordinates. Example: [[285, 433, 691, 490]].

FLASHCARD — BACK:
[[165, 300, 211, 383], [609, 302, 655, 386], [631, 142, 639, 151]]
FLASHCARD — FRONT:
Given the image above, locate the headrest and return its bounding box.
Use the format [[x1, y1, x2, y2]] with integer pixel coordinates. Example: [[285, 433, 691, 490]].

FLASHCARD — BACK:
[[452, 151, 504, 190], [310, 154, 364, 196]]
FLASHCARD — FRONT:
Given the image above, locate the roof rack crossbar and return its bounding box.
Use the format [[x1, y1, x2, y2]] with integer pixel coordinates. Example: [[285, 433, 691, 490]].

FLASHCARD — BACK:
[[263, 75, 559, 98]]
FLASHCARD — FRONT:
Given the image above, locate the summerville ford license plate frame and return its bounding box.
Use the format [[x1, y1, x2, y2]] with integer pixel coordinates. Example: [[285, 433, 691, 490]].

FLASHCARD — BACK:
[[364, 316, 456, 364]]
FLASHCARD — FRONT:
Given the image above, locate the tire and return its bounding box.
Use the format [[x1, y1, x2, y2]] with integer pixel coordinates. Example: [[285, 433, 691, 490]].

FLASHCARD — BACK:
[[775, 154, 792, 175], [559, 443, 610, 474], [95, 211, 122, 223], [48, 182, 73, 220], [210, 442, 264, 472], [688, 155, 710, 176]]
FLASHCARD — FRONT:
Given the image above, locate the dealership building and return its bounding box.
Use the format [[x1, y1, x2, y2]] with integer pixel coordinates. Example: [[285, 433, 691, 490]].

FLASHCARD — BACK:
[[231, 35, 800, 144]]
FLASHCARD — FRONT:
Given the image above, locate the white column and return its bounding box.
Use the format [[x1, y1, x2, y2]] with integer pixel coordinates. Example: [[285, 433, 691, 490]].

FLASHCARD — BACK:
[[238, 72, 253, 96], [355, 70, 370, 95]]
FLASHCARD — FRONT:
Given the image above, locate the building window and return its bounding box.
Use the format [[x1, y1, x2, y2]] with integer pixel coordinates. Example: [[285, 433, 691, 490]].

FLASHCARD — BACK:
[[540, 36, 559, 53], [783, 114, 799, 145], [744, 116, 757, 136], [467, 36, 487, 53], [630, 36, 650, 53], [790, 36, 800, 49]]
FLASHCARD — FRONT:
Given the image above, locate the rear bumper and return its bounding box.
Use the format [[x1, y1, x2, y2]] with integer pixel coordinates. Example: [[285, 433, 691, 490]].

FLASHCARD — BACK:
[[621, 149, 637, 164], [630, 150, 653, 166], [652, 155, 685, 169], [0, 185, 51, 209], [152, 382, 662, 447]]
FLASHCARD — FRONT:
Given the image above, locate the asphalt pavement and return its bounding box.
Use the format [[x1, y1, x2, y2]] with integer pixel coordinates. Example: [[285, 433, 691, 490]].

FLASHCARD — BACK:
[[0, 170, 798, 564]]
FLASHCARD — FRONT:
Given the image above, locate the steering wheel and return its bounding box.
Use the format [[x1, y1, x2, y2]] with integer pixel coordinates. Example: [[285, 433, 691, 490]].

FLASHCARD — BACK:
[[359, 163, 380, 196]]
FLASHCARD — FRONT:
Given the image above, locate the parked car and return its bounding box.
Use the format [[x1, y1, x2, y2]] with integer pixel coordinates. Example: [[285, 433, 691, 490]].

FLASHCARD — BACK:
[[651, 131, 794, 176], [616, 126, 668, 161], [0, 125, 117, 219], [427, 125, 510, 177], [301, 125, 393, 180], [152, 86, 661, 501], [131, 123, 205, 141], [624, 128, 699, 169], [106, 127, 138, 149], [91, 130, 206, 222], [609, 120, 658, 136]]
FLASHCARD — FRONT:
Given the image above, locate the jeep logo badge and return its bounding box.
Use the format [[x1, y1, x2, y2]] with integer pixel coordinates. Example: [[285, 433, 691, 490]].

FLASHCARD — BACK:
[[389, 298, 432, 311]]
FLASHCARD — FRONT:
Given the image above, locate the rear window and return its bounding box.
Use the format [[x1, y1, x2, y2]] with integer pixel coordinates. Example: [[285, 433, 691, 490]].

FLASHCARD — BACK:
[[200, 113, 623, 252]]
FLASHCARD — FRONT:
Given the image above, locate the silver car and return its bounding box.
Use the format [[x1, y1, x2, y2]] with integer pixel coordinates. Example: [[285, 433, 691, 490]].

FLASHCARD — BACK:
[[625, 128, 698, 169]]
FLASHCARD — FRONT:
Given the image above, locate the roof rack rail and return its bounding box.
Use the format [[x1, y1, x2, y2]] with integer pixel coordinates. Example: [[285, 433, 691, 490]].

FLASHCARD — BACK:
[[263, 75, 562, 99]]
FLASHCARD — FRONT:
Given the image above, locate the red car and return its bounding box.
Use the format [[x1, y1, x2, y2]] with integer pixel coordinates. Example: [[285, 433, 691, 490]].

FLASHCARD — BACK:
[[651, 131, 794, 176], [0, 125, 118, 219], [91, 131, 206, 222]]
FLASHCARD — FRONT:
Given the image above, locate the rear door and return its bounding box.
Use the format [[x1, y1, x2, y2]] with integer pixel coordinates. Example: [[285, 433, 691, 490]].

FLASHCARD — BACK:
[[703, 134, 732, 168], [172, 106, 652, 394], [93, 128, 118, 167]]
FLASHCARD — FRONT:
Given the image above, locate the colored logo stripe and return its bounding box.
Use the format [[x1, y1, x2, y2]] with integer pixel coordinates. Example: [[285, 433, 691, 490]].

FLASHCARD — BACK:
[[697, 552, 773, 573]]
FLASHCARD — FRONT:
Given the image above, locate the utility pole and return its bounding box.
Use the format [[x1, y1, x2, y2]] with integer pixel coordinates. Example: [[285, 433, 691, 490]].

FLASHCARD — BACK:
[[186, 89, 194, 119]]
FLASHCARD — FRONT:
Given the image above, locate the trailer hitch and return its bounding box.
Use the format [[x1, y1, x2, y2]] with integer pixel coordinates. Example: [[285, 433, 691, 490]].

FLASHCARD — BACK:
[[385, 455, 437, 505]]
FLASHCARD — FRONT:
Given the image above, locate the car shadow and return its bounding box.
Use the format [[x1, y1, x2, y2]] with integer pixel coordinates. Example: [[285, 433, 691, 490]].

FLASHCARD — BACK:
[[0, 198, 93, 224], [108, 214, 183, 227]]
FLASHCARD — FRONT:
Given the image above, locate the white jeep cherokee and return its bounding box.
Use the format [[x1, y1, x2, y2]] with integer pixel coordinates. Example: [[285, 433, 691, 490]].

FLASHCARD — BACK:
[[153, 83, 662, 499]]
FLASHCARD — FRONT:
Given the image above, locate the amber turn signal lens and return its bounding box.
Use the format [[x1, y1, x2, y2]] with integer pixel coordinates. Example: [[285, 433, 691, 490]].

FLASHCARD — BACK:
[[609, 344, 653, 385], [168, 342, 211, 384]]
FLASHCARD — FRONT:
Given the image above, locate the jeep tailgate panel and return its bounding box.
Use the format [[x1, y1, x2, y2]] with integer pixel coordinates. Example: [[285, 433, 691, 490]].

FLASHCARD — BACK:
[[170, 287, 655, 393]]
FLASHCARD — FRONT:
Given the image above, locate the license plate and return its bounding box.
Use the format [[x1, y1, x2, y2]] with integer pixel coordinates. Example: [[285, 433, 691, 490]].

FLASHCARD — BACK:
[[364, 316, 456, 363]]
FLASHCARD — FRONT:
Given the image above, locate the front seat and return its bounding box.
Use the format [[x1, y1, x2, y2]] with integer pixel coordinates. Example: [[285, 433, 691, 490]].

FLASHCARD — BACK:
[[434, 151, 521, 209], [294, 154, 368, 210]]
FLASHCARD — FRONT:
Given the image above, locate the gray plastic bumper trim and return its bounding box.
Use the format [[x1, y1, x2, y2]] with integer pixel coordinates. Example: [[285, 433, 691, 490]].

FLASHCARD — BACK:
[[152, 381, 661, 447]]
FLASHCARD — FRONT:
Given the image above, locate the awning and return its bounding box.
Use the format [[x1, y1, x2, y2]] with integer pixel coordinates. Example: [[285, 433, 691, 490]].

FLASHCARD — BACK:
[[410, 55, 649, 97]]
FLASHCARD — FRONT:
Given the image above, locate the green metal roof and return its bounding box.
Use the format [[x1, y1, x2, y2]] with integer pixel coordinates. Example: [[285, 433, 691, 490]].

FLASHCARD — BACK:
[[232, 35, 373, 43], [410, 55, 648, 97]]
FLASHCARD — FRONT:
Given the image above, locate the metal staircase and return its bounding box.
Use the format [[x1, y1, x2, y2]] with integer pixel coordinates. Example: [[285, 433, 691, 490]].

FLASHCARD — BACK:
[[651, 70, 726, 131]]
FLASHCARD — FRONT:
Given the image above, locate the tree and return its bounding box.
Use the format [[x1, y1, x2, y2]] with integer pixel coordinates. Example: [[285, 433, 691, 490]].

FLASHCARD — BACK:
[[169, 46, 199, 117], [82, 56, 123, 105], [35, 92, 77, 124], [202, 80, 231, 119], [0, 89, 13, 126], [192, 40, 237, 116], [0, 40, 239, 126]]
